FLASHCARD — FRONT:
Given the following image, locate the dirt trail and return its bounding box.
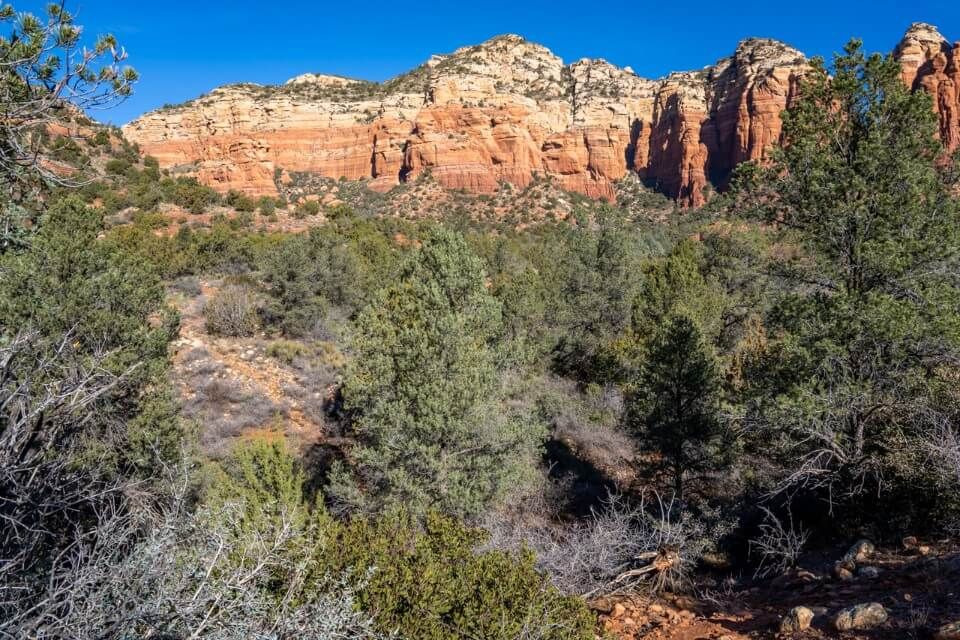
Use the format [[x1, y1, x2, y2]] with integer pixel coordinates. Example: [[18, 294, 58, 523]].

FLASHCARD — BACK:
[[171, 280, 325, 450]]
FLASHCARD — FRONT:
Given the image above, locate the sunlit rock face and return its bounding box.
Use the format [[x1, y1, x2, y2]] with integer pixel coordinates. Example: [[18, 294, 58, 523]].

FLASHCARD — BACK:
[[895, 23, 960, 155], [123, 26, 955, 207]]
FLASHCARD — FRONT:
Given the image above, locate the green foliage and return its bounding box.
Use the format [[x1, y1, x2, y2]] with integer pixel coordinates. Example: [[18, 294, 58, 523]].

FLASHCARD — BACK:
[[105, 158, 133, 176], [256, 195, 277, 216], [49, 135, 86, 165], [548, 207, 643, 382], [634, 239, 725, 342], [166, 176, 220, 214], [333, 228, 543, 518], [92, 129, 111, 146], [626, 315, 733, 498], [225, 189, 255, 212], [737, 40, 960, 524], [207, 436, 307, 525], [202, 438, 594, 640], [0, 2, 137, 194], [314, 509, 596, 640], [293, 199, 321, 218], [0, 196, 181, 475]]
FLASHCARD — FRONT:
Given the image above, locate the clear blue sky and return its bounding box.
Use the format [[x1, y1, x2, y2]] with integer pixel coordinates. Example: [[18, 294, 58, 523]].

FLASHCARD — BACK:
[[18, 0, 960, 124]]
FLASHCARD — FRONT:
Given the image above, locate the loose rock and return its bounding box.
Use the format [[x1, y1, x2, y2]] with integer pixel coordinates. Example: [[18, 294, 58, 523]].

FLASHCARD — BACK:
[[935, 621, 960, 640], [780, 606, 815, 633], [833, 603, 888, 631], [857, 566, 880, 579], [843, 539, 875, 563], [833, 560, 856, 581]]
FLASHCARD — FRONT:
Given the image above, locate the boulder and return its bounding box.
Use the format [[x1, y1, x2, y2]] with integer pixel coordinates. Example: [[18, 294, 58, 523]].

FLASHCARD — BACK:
[[833, 603, 888, 631], [843, 539, 876, 563], [833, 560, 856, 581], [780, 606, 815, 633], [857, 566, 880, 579]]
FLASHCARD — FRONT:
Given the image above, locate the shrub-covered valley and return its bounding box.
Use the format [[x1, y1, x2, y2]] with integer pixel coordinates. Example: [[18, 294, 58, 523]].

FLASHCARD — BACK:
[[2, 6, 960, 640]]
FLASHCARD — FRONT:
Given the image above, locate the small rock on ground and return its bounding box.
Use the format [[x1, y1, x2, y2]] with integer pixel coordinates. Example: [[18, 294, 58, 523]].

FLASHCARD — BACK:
[[780, 606, 815, 633], [834, 603, 888, 631], [857, 565, 880, 579]]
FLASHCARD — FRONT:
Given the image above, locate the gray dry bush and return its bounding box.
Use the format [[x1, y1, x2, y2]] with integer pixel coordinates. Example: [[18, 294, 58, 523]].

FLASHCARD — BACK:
[[204, 284, 260, 337], [2, 475, 389, 640], [485, 492, 709, 596], [749, 506, 810, 578]]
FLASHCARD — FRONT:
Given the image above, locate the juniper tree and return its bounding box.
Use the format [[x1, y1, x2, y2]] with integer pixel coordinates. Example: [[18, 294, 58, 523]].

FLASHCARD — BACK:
[[331, 228, 543, 519]]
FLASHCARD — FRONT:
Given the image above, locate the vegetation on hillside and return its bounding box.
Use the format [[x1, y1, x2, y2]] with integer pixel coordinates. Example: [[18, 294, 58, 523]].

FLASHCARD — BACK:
[[2, 5, 959, 639]]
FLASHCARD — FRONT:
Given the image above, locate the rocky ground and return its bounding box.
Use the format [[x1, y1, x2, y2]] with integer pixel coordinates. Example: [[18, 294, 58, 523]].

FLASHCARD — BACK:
[[168, 279, 344, 457], [597, 538, 960, 639]]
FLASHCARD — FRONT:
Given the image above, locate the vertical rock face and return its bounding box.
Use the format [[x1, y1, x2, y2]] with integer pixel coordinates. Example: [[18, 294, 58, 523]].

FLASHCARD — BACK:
[[122, 25, 957, 208], [895, 23, 960, 154]]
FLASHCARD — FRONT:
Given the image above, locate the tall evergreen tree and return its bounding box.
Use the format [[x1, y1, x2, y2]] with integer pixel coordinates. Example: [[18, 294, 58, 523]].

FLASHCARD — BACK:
[[627, 315, 730, 499], [331, 228, 543, 518], [740, 40, 960, 513]]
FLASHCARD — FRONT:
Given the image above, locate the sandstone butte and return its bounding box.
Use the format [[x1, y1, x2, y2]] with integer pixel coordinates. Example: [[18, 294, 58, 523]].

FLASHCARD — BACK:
[[122, 23, 960, 208]]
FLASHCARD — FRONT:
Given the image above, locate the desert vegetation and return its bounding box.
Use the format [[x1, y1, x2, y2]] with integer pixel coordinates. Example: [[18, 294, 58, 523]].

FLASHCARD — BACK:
[[1, 5, 959, 640]]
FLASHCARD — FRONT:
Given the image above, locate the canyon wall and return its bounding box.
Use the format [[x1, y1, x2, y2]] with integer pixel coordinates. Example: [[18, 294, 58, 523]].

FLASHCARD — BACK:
[[123, 24, 958, 208]]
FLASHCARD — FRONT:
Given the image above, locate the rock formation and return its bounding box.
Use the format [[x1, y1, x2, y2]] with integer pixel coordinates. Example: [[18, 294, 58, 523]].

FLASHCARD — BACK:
[[122, 25, 958, 208], [895, 23, 960, 155]]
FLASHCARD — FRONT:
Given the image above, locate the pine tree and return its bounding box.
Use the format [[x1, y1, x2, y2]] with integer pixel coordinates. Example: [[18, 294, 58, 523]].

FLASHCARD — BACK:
[[741, 40, 960, 509], [331, 228, 543, 518], [627, 315, 729, 499]]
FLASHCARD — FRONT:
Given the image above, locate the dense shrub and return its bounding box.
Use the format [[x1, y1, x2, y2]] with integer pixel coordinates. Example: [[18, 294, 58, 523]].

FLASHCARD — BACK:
[[293, 199, 321, 218], [164, 177, 220, 214], [256, 195, 276, 216], [317, 509, 596, 640], [225, 189, 255, 212]]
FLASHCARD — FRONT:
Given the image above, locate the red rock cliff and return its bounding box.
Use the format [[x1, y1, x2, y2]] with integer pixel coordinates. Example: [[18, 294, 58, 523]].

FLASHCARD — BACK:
[[122, 26, 958, 208], [895, 23, 960, 155]]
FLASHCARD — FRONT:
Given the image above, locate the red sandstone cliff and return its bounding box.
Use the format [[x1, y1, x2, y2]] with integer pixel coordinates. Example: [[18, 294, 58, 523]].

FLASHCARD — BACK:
[[122, 25, 958, 209], [895, 23, 960, 155]]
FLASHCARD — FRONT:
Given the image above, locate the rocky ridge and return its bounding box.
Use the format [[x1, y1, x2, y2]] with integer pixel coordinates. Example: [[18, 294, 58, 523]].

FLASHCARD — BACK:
[[123, 25, 959, 208]]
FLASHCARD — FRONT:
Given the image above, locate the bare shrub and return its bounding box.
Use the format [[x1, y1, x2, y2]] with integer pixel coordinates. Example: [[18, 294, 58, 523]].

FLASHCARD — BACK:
[[203, 284, 259, 337], [485, 491, 709, 596], [0, 331, 133, 627], [923, 421, 960, 534], [1, 474, 388, 640], [749, 506, 810, 578], [924, 422, 960, 487]]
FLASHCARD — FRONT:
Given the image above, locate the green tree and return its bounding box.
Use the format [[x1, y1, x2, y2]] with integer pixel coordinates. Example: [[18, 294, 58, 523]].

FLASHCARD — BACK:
[[0, 3, 137, 197], [551, 206, 639, 382], [0, 196, 180, 474], [740, 41, 960, 518], [332, 228, 543, 518], [627, 315, 730, 499]]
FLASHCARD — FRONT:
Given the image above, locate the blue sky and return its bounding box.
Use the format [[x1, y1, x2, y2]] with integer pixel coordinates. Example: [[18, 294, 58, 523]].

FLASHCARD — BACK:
[[17, 0, 960, 124]]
